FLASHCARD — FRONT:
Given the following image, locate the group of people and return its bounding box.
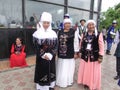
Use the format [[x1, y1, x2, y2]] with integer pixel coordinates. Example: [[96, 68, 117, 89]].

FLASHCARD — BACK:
[[32, 12, 104, 90], [101, 20, 120, 81], [8, 11, 120, 90]]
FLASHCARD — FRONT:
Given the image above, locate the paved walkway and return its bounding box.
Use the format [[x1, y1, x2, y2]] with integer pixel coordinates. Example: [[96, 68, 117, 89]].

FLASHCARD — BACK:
[[0, 44, 120, 90]]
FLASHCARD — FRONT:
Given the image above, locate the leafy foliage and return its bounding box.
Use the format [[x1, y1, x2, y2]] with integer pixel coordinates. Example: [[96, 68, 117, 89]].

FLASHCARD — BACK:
[[100, 3, 120, 30]]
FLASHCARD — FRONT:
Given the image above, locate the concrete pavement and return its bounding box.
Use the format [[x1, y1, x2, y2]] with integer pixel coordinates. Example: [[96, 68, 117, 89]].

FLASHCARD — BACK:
[[0, 44, 120, 90]]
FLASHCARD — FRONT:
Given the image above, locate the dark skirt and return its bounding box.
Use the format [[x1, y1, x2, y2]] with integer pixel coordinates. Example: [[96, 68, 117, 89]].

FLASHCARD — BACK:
[[34, 55, 56, 86]]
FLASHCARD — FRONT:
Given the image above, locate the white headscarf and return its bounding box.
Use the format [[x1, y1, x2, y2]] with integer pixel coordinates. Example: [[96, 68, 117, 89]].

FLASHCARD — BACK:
[[33, 12, 57, 39], [86, 20, 98, 36]]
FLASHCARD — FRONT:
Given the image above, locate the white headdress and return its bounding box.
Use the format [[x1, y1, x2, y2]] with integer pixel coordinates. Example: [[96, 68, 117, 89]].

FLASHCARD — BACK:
[[40, 12, 52, 23], [86, 20, 98, 36], [33, 12, 57, 39], [63, 18, 72, 25]]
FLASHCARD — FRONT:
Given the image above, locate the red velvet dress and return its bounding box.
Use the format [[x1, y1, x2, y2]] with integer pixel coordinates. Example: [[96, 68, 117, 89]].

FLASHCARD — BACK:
[[10, 44, 27, 68]]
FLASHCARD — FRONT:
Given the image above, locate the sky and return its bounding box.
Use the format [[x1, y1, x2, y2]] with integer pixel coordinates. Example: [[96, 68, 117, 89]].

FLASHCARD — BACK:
[[101, 0, 120, 12]]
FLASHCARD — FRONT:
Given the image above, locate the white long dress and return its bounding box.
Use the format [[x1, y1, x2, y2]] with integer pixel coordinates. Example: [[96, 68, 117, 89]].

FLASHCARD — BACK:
[[56, 29, 79, 87]]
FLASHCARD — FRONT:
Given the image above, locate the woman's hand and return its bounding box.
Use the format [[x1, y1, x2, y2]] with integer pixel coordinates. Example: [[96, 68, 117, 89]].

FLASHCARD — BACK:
[[78, 53, 81, 58], [44, 55, 50, 60], [74, 54, 78, 59], [98, 55, 103, 63], [98, 58, 102, 63], [15, 51, 20, 55]]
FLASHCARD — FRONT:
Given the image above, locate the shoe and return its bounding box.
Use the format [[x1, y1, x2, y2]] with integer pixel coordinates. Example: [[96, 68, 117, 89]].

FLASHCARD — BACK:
[[106, 50, 111, 55], [107, 53, 111, 55], [106, 50, 109, 54], [49, 88, 54, 90], [84, 85, 89, 90], [114, 76, 120, 80]]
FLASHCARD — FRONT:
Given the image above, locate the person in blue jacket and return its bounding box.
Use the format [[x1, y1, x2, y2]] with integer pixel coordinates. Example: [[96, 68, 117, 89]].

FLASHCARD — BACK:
[[106, 20, 117, 55]]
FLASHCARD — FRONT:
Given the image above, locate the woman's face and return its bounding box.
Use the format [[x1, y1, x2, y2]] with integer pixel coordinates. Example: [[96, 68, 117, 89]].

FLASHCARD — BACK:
[[42, 21, 50, 30], [87, 22, 95, 32], [64, 22, 71, 30], [16, 38, 21, 45]]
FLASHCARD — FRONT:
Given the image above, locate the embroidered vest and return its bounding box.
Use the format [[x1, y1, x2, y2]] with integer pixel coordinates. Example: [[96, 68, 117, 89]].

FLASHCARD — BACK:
[[58, 29, 75, 59], [78, 25, 86, 36], [81, 33, 100, 62]]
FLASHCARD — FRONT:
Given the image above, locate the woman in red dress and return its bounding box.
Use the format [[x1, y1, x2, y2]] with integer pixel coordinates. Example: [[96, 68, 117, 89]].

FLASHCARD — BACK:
[[10, 37, 28, 68]]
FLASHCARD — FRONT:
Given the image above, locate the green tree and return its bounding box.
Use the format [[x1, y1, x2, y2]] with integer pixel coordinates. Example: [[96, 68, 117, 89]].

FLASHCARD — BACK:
[[100, 3, 120, 30], [115, 3, 120, 10]]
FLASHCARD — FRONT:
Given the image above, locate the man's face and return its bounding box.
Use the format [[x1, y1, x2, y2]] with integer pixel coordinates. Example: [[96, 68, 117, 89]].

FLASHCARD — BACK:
[[81, 21, 85, 26], [113, 23, 117, 27]]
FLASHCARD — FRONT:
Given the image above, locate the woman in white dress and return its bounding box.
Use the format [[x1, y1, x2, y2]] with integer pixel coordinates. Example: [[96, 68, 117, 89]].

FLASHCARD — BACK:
[[56, 18, 79, 88]]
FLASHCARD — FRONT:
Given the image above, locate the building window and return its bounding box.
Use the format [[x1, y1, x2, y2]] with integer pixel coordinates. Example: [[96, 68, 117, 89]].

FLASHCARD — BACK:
[[37, 0, 64, 4], [0, 0, 22, 28], [68, 8, 90, 25], [68, 0, 91, 10], [94, 0, 99, 11], [0, 0, 101, 29], [93, 13, 98, 22], [25, 0, 64, 29]]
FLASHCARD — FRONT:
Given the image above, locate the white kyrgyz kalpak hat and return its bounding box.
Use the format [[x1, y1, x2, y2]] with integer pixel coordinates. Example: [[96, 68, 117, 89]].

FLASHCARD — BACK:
[[63, 18, 72, 24], [40, 12, 52, 23], [86, 20, 98, 36], [86, 20, 96, 26]]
